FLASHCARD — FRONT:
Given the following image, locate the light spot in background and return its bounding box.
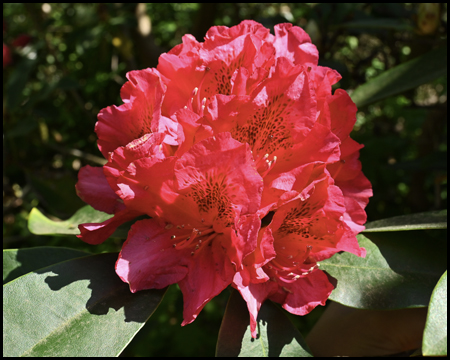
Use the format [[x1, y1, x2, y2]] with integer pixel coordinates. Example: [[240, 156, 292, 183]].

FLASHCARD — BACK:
[[42, 3, 51, 14], [72, 159, 81, 170]]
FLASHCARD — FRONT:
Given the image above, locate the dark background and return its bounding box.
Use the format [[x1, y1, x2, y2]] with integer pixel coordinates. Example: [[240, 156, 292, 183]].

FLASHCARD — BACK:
[[3, 3, 447, 356]]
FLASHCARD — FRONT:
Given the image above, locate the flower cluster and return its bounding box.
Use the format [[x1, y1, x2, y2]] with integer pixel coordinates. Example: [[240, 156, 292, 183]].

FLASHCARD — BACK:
[[76, 20, 372, 337]]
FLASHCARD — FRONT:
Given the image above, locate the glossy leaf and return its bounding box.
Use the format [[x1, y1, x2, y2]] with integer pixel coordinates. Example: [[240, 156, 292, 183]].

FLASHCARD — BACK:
[[364, 210, 447, 232], [423, 271, 447, 356], [216, 289, 312, 357], [320, 231, 446, 309], [3, 253, 167, 357], [3, 247, 89, 284], [351, 46, 447, 107], [28, 205, 113, 235]]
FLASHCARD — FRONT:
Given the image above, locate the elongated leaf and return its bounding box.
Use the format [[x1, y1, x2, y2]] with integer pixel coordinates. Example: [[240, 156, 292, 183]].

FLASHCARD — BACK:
[[3, 247, 89, 284], [28, 205, 113, 235], [3, 253, 167, 357], [364, 210, 447, 232], [216, 289, 312, 357], [423, 271, 447, 356], [320, 231, 446, 309], [351, 46, 447, 107]]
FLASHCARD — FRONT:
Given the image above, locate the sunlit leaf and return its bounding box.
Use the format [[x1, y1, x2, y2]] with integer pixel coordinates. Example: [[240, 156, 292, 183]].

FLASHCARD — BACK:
[[320, 231, 446, 309], [422, 271, 447, 356], [3, 247, 89, 284], [363, 210, 447, 232], [351, 46, 447, 107], [216, 289, 312, 357], [28, 205, 113, 235], [3, 253, 167, 357]]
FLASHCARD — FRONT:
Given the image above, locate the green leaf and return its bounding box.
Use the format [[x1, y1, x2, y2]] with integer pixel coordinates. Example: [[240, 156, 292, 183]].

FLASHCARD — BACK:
[[423, 271, 447, 356], [351, 46, 447, 107], [3, 253, 167, 357], [363, 210, 447, 232], [320, 231, 446, 309], [3, 247, 89, 284], [28, 205, 113, 235], [216, 289, 312, 357]]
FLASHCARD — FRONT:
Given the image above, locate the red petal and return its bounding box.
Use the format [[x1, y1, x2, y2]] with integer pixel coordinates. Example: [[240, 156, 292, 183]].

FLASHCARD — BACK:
[[233, 273, 278, 338], [168, 34, 202, 56], [205, 20, 272, 45], [115, 219, 191, 291], [76, 165, 124, 214], [96, 69, 175, 157], [157, 52, 205, 117], [272, 23, 319, 66], [179, 233, 236, 325], [77, 208, 140, 245], [279, 269, 334, 315], [113, 156, 178, 219], [226, 214, 261, 270]]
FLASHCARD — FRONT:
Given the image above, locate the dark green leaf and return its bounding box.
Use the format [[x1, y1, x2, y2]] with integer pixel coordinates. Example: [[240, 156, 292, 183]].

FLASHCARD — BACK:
[[423, 271, 447, 356], [363, 210, 447, 232], [27, 172, 87, 217], [216, 289, 312, 357], [3, 247, 89, 284], [28, 205, 113, 235], [320, 231, 446, 309], [3, 253, 167, 357], [351, 46, 447, 107]]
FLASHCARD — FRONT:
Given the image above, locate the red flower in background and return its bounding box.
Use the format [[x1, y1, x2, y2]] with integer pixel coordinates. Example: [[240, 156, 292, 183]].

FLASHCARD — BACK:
[[76, 20, 372, 337], [3, 43, 11, 68], [3, 19, 32, 69]]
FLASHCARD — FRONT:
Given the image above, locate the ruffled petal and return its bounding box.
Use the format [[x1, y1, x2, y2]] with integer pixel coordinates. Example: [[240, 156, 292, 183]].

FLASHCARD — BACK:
[[96, 69, 176, 157], [278, 269, 334, 315], [272, 23, 319, 66]]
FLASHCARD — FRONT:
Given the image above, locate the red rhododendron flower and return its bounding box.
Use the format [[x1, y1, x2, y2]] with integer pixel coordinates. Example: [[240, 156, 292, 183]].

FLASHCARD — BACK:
[[76, 20, 372, 337]]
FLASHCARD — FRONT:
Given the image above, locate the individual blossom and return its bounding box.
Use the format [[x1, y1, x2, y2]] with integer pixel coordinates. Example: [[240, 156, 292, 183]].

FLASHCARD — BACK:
[[76, 20, 372, 337], [234, 165, 366, 337], [111, 132, 264, 324]]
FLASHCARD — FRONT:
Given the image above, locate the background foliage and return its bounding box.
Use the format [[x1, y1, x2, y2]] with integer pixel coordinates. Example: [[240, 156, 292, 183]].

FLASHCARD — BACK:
[[3, 3, 447, 357]]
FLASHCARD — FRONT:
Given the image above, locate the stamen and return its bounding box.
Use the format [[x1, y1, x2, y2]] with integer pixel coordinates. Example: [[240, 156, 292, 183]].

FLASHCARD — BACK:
[[174, 227, 215, 250], [260, 155, 278, 178]]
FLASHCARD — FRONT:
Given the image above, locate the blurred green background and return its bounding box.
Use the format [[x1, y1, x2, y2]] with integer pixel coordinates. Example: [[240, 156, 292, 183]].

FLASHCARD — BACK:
[[3, 3, 447, 357]]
